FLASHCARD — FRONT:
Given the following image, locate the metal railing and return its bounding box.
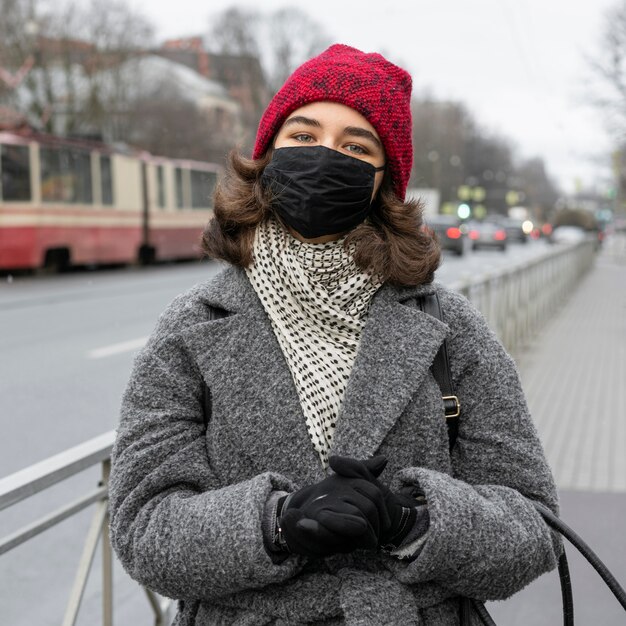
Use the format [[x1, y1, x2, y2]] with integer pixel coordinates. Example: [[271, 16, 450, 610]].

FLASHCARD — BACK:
[[0, 432, 173, 626], [604, 231, 626, 261], [0, 239, 596, 625], [449, 239, 596, 356]]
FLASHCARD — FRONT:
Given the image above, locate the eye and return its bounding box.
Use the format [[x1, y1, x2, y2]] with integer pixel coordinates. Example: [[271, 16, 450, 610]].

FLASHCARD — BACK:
[[293, 133, 314, 143], [345, 144, 367, 155]]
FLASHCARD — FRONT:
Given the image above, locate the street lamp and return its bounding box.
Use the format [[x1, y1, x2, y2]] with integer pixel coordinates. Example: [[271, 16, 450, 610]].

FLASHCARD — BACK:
[[25, 20, 40, 37], [457, 203, 471, 219], [0, 18, 38, 91], [457, 184, 486, 220]]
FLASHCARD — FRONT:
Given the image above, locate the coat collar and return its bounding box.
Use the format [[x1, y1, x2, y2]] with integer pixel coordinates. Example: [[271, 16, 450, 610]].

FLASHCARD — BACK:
[[183, 267, 449, 480], [196, 264, 267, 316]]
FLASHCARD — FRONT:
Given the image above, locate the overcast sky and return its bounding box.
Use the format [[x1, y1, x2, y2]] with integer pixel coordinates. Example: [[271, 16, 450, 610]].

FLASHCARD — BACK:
[[122, 0, 617, 194]]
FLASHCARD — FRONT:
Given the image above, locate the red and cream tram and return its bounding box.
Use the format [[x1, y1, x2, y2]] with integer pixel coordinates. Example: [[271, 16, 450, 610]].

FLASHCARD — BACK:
[[0, 130, 220, 270]]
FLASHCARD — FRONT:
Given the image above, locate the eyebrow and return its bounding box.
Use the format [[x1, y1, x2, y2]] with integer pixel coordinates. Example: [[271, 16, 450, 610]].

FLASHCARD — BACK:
[[343, 126, 382, 149], [282, 115, 321, 128], [282, 116, 383, 149]]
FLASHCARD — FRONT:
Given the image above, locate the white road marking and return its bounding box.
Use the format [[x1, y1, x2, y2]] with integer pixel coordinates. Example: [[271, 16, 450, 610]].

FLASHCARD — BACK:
[[88, 337, 148, 359]]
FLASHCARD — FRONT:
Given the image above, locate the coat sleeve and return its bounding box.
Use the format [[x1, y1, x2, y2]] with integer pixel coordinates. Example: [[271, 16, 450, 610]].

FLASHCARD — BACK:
[[385, 289, 560, 601], [108, 295, 303, 601]]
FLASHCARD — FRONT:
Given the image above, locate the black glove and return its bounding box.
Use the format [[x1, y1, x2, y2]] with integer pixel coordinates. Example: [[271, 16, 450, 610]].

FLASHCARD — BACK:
[[329, 455, 424, 551], [276, 468, 390, 558]]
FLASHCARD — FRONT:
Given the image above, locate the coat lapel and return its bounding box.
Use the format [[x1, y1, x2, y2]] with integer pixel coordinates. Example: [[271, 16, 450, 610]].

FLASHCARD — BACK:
[[179, 267, 449, 482], [331, 283, 449, 461], [180, 267, 324, 485]]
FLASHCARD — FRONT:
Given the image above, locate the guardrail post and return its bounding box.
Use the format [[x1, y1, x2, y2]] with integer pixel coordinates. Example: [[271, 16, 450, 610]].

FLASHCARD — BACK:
[[60, 460, 113, 626], [62, 500, 109, 626], [102, 459, 113, 626], [0, 430, 177, 625], [145, 587, 173, 626]]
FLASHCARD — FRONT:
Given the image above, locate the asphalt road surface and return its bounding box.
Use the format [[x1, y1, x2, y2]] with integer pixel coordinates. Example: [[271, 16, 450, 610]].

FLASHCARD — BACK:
[[2, 240, 623, 625], [1, 260, 223, 626]]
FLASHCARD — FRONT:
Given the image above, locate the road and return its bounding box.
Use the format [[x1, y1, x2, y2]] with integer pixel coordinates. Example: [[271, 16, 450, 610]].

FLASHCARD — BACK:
[[0, 260, 223, 477], [0, 260, 222, 625], [2, 239, 610, 626]]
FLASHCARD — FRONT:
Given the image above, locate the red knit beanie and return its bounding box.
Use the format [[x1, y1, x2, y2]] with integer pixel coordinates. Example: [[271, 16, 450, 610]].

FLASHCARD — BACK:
[[253, 44, 413, 200]]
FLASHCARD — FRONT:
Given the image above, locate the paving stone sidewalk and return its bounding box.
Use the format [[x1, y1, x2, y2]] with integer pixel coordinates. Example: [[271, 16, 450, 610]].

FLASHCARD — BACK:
[[488, 244, 626, 625], [517, 247, 626, 493]]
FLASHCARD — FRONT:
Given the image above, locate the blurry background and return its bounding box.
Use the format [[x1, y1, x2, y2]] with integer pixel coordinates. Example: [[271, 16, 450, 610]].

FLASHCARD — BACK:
[[1, 2, 626, 625], [2, 0, 626, 216]]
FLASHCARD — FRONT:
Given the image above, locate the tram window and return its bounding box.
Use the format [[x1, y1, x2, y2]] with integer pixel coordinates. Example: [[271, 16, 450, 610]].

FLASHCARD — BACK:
[[0, 144, 31, 201], [40, 147, 93, 203], [175, 167, 184, 208], [156, 165, 165, 208], [100, 155, 113, 205], [191, 170, 216, 209]]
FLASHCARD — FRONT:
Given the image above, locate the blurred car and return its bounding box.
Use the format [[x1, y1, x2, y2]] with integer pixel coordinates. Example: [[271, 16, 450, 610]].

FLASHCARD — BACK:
[[423, 215, 465, 255], [549, 225, 587, 244], [541, 222, 554, 238], [501, 218, 530, 244], [467, 221, 508, 251]]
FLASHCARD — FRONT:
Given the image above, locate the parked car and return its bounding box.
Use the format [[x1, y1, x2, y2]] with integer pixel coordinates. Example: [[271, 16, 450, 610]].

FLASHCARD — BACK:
[[549, 225, 587, 244], [467, 220, 508, 251], [423, 214, 465, 255]]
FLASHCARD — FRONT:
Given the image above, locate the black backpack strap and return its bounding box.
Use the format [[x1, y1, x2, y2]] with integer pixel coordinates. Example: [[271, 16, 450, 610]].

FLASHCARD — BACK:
[[416, 292, 461, 451], [202, 306, 228, 429]]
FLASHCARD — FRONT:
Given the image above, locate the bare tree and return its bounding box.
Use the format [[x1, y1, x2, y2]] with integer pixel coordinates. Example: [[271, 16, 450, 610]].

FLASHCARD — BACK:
[[267, 8, 330, 91], [411, 99, 479, 206], [463, 129, 517, 214], [0, 0, 41, 70], [0, 0, 49, 109], [0, 0, 154, 135], [515, 157, 559, 220], [125, 94, 234, 164], [205, 6, 268, 148], [588, 0, 626, 206], [411, 97, 558, 214], [206, 5, 331, 141], [48, 0, 155, 136], [590, 0, 626, 135], [207, 5, 329, 88], [207, 7, 260, 57]]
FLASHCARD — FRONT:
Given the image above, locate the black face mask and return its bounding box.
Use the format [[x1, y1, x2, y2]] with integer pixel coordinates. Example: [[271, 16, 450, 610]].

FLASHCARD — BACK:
[[261, 146, 385, 239]]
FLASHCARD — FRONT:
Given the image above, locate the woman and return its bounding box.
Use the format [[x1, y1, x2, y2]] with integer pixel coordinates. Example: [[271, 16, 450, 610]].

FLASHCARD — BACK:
[[109, 44, 559, 625]]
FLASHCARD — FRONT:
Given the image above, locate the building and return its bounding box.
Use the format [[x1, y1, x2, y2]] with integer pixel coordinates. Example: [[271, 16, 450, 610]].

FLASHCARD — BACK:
[[157, 37, 271, 144]]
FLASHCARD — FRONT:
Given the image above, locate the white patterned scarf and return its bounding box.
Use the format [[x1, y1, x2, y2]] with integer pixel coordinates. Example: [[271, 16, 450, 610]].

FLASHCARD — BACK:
[[245, 218, 383, 468]]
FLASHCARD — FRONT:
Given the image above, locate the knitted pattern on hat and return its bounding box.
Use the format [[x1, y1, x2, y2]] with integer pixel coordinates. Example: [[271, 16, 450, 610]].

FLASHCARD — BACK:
[[253, 44, 413, 200]]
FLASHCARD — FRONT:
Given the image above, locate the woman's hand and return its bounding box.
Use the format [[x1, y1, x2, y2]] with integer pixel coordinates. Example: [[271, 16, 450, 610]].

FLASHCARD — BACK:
[[276, 469, 390, 557], [328, 456, 424, 551]]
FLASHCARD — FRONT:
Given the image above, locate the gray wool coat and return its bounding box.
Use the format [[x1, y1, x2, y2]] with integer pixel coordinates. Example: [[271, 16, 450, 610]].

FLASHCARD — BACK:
[[109, 265, 560, 626]]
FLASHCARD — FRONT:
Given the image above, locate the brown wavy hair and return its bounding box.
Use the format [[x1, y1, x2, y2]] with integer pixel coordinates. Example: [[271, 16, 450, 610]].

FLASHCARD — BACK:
[[202, 150, 441, 287]]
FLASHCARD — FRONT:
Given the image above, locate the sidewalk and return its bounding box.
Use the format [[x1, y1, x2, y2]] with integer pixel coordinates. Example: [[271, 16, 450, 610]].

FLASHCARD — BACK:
[[518, 245, 626, 493], [488, 243, 626, 625]]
